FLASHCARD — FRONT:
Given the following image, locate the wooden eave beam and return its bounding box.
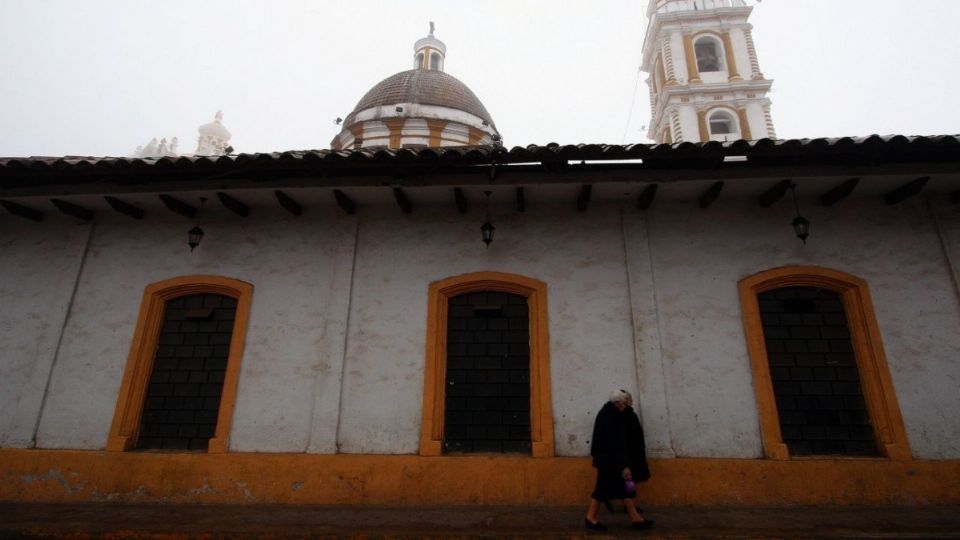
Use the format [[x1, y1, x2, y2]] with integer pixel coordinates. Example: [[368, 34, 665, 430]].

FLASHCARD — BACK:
[[758, 180, 792, 207], [454, 188, 468, 214], [104, 196, 144, 220], [0, 200, 44, 222], [883, 176, 930, 205], [820, 178, 859, 207], [393, 187, 412, 214], [698, 181, 724, 209], [274, 190, 302, 216], [217, 191, 250, 217], [515, 187, 526, 212], [637, 184, 658, 210], [50, 198, 93, 221], [333, 189, 355, 215], [577, 185, 592, 212], [159, 194, 196, 219]]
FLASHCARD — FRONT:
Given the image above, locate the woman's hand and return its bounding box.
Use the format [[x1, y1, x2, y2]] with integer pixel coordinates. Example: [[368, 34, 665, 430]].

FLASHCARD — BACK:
[[622, 467, 633, 480]]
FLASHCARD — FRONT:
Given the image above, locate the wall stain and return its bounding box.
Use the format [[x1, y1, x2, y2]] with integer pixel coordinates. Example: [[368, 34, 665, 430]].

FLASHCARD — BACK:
[[20, 469, 84, 494]]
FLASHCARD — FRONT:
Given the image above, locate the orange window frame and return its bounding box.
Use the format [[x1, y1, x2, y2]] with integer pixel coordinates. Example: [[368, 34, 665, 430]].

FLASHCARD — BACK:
[[106, 275, 254, 453], [420, 271, 554, 457], [738, 266, 911, 460]]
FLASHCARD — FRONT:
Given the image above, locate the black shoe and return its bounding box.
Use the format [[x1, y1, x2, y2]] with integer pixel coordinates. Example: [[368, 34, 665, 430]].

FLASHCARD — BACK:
[[584, 518, 608, 531], [632, 519, 655, 530]]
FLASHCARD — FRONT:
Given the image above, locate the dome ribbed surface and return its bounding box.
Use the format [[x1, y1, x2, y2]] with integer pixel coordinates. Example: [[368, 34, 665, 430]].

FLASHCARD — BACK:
[[345, 69, 495, 127]]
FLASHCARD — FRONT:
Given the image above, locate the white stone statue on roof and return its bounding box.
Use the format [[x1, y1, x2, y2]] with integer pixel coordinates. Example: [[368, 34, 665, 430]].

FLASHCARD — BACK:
[[132, 135, 181, 158], [196, 110, 233, 156]]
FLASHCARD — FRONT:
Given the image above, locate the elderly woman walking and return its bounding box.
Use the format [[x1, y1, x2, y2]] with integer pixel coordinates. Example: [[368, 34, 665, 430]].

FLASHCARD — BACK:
[[584, 389, 654, 531]]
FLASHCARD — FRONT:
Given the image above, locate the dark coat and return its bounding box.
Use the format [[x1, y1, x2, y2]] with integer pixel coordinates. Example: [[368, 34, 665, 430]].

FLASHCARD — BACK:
[[590, 401, 630, 472], [589, 401, 631, 501], [624, 406, 651, 482]]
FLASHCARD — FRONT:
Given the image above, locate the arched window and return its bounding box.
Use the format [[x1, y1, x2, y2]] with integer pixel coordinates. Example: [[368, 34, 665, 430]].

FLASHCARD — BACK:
[[708, 110, 740, 141], [106, 275, 253, 453], [694, 37, 723, 73], [420, 271, 554, 457], [415, 52, 424, 69], [430, 52, 441, 70], [738, 266, 911, 461]]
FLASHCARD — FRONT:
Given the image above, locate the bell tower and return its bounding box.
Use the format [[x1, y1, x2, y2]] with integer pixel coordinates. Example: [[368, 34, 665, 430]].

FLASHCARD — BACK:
[[642, 0, 775, 144]]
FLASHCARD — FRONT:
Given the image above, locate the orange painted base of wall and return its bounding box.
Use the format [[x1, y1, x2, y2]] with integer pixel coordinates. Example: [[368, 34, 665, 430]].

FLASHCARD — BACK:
[[2, 449, 959, 506]]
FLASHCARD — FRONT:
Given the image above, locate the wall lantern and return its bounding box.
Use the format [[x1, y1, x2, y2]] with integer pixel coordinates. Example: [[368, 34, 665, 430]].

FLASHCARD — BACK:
[[480, 190, 495, 248], [188, 197, 207, 252], [187, 225, 204, 251], [789, 183, 810, 244]]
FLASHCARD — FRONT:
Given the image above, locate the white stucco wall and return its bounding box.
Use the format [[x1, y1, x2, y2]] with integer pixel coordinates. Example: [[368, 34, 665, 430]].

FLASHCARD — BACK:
[[0, 219, 89, 448], [3, 187, 959, 459], [31, 210, 357, 452], [336, 201, 638, 456], [638, 195, 960, 459]]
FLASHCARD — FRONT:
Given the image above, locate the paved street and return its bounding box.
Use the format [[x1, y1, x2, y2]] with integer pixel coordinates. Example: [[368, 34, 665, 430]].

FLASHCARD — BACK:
[[2, 503, 960, 538]]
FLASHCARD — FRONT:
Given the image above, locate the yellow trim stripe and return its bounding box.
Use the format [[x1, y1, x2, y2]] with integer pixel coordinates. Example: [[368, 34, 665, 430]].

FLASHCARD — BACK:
[[3, 450, 957, 505]]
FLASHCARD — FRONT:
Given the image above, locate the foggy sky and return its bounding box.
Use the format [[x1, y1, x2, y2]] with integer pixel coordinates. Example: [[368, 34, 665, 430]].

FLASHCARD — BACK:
[[1, 0, 957, 157]]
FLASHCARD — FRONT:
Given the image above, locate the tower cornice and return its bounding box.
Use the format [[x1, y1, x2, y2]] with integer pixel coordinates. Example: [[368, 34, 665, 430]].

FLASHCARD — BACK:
[[642, 6, 752, 69]]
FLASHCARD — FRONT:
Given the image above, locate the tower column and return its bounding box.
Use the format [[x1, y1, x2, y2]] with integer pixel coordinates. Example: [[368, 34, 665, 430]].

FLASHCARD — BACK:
[[744, 27, 764, 79], [682, 34, 701, 83], [656, 58, 667, 93], [669, 109, 683, 143], [697, 109, 709, 143], [722, 32, 742, 81], [763, 103, 776, 139], [736, 108, 753, 140], [662, 38, 677, 85]]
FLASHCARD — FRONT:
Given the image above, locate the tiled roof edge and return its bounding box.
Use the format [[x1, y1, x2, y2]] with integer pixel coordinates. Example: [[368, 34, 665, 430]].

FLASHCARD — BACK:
[[2, 135, 958, 171]]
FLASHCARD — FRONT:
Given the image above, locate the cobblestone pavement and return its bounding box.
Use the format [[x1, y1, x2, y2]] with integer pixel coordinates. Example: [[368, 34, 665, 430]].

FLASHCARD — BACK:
[[1, 503, 959, 539]]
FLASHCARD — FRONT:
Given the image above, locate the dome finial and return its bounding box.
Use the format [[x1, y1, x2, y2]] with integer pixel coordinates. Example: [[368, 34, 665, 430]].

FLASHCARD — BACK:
[[413, 23, 446, 71]]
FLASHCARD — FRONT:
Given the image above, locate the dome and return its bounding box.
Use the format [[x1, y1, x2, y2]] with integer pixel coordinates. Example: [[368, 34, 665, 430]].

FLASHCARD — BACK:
[[331, 26, 501, 150], [343, 69, 496, 129]]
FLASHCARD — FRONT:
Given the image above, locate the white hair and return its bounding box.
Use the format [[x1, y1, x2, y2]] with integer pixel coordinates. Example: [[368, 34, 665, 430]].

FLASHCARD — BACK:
[[608, 388, 632, 404]]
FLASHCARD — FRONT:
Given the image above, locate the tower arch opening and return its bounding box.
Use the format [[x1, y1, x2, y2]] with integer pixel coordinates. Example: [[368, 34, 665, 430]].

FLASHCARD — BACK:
[[694, 35, 724, 73], [708, 109, 740, 141]]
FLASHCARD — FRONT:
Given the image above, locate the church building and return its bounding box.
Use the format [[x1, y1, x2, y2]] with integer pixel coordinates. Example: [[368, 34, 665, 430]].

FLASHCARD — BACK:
[[1, 0, 959, 506]]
